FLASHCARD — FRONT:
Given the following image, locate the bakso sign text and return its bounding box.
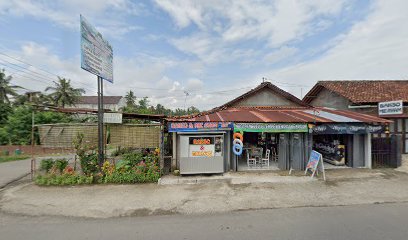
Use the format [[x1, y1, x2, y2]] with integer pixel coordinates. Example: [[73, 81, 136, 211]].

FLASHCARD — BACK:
[[378, 100, 403, 116]]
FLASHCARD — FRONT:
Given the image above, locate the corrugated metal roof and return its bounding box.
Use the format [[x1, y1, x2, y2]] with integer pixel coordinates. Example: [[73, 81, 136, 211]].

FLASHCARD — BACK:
[[168, 106, 391, 123]]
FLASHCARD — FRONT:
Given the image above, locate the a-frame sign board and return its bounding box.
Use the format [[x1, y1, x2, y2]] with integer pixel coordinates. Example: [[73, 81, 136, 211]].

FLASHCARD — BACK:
[[305, 150, 326, 181]]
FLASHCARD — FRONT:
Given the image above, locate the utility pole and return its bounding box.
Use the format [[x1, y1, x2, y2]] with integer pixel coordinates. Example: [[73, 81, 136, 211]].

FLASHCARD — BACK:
[[27, 92, 40, 180], [97, 76, 104, 167]]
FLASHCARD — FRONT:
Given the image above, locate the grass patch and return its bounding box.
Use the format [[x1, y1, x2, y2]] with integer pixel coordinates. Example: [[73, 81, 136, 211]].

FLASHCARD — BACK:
[[0, 155, 30, 164]]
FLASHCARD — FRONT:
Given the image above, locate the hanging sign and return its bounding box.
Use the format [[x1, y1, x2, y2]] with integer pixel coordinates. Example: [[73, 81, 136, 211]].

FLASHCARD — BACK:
[[378, 100, 403, 116], [80, 15, 113, 83], [312, 123, 384, 134], [234, 123, 308, 133], [304, 150, 326, 180], [168, 122, 233, 132]]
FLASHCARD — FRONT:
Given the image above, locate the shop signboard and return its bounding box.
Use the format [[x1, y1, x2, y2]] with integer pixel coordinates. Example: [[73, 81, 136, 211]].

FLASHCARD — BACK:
[[189, 137, 215, 157], [234, 123, 308, 133], [312, 123, 384, 134], [168, 122, 233, 132], [80, 15, 113, 82], [103, 113, 122, 123], [378, 100, 403, 116], [304, 150, 326, 181]]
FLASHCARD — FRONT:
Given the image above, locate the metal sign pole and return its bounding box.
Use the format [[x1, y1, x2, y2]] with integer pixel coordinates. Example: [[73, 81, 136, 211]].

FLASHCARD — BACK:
[[97, 76, 104, 167]]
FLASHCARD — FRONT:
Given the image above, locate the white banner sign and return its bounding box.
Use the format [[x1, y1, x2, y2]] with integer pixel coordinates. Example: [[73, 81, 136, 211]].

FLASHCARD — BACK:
[[378, 100, 403, 116], [104, 113, 122, 123], [80, 15, 113, 83]]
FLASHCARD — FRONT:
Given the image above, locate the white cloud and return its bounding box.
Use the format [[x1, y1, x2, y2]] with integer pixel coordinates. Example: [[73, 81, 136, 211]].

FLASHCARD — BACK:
[[264, 46, 299, 64], [260, 0, 408, 97], [0, 0, 144, 38], [1, 42, 214, 109], [157, 0, 349, 65]]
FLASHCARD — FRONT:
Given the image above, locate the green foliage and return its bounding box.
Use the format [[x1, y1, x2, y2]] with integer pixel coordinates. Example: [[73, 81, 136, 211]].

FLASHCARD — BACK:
[[73, 133, 99, 175], [35, 152, 161, 186], [4, 106, 32, 144], [35, 174, 93, 186], [110, 147, 137, 157], [54, 159, 69, 174], [0, 102, 12, 125], [0, 69, 20, 104], [45, 77, 85, 108], [40, 159, 55, 173], [0, 155, 29, 163], [120, 95, 201, 118], [1, 105, 72, 145]]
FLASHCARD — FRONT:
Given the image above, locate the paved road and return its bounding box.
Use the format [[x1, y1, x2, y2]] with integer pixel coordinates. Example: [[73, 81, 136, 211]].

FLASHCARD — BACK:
[[0, 155, 75, 188], [0, 159, 31, 188], [1, 203, 407, 240]]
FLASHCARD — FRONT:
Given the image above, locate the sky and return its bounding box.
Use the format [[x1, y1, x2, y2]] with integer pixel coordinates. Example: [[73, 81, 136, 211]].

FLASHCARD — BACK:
[[0, 0, 407, 110]]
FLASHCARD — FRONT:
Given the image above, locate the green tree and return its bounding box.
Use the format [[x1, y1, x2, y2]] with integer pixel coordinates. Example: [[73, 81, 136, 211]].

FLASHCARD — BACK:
[[13, 91, 52, 107], [3, 105, 72, 145], [0, 102, 12, 125], [45, 77, 85, 108], [125, 90, 137, 108], [187, 106, 200, 115], [0, 69, 20, 104]]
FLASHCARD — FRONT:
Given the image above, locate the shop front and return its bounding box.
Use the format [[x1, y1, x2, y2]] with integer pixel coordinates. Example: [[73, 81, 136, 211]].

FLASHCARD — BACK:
[[232, 123, 312, 171], [168, 122, 233, 174], [312, 123, 385, 168]]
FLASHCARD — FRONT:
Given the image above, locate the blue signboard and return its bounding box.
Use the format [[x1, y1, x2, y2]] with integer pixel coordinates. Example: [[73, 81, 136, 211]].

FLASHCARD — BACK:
[[168, 122, 233, 132], [80, 15, 113, 83]]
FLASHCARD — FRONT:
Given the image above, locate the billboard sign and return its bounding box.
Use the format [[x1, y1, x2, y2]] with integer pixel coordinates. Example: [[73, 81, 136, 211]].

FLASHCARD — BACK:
[[378, 100, 403, 116], [80, 15, 113, 83]]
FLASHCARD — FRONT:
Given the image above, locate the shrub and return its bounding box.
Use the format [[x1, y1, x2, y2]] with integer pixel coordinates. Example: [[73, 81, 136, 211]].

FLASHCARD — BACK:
[[35, 174, 93, 186], [54, 159, 69, 174], [80, 153, 99, 175], [111, 147, 138, 157], [40, 159, 54, 173]]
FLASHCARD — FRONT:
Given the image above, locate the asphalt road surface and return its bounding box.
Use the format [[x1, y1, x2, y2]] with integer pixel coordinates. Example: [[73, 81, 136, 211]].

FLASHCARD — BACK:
[[1, 203, 408, 240]]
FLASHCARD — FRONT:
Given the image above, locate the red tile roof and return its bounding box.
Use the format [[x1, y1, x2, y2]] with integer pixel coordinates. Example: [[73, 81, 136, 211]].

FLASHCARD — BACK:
[[303, 80, 408, 104], [168, 106, 390, 124], [78, 96, 123, 105]]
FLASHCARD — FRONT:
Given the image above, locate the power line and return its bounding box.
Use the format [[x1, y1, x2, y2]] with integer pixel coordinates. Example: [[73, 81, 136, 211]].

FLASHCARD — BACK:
[[0, 62, 97, 94], [0, 51, 96, 91]]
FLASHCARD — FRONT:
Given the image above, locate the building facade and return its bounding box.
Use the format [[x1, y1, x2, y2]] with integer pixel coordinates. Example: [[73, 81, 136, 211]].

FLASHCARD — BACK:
[[167, 82, 389, 175], [303, 80, 408, 153]]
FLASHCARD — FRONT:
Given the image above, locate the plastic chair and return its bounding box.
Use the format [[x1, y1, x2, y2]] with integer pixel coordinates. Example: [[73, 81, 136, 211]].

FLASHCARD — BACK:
[[261, 149, 270, 167], [247, 151, 256, 168]]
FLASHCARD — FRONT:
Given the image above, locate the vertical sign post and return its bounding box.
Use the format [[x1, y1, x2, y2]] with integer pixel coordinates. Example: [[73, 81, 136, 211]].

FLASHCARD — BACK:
[[80, 15, 113, 166]]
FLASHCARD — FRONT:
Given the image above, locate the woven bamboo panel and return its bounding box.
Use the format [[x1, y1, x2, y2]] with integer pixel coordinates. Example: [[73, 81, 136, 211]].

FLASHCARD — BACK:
[[109, 124, 160, 148], [38, 124, 99, 148]]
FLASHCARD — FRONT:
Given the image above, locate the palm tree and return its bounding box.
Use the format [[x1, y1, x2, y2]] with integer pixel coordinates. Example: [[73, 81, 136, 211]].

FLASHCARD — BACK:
[[45, 77, 85, 108], [125, 90, 136, 107], [0, 69, 20, 104]]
